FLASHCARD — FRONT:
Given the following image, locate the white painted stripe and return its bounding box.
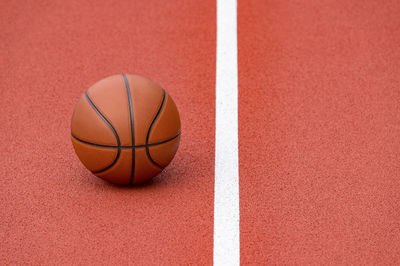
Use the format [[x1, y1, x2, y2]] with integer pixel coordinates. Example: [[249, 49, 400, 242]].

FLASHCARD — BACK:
[[213, 0, 239, 265]]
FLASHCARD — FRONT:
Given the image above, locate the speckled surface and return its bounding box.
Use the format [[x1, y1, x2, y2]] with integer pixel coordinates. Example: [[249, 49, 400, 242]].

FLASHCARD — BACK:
[[238, 0, 400, 264], [2, 0, 400, 264], [0, 0, 215, 264]]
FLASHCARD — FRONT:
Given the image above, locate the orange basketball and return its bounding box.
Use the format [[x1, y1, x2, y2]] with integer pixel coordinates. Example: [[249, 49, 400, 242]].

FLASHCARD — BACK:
[[70, 74, 181, 184]]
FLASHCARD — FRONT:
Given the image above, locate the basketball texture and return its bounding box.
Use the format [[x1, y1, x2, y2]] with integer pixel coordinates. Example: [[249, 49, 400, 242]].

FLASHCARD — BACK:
[[71, 74, 181, 184]]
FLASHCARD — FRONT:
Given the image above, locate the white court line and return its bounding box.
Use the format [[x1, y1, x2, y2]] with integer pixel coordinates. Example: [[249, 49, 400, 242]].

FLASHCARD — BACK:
[[213, 0, 239, 265]]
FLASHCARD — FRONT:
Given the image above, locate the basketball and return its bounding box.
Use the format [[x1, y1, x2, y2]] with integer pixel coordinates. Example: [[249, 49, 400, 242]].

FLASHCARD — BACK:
[[70, 74, 181, 185]]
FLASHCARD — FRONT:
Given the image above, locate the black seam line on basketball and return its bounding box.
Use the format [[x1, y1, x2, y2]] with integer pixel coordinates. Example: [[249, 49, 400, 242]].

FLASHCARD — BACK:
[[71, 131, 180, 149], [84, 92, 121, 173], [145, 89, 166, 169], [123, 74, 135, 185]]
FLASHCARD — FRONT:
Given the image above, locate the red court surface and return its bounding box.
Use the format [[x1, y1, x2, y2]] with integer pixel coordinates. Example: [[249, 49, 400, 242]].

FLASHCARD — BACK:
[[1, 0, 215, 264], [1, 0, 400, 265], [239, 0, 400, 264]]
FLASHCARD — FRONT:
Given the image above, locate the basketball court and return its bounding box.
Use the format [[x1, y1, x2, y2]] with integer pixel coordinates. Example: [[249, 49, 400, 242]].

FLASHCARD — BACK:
[[1, 0, 399, 264]]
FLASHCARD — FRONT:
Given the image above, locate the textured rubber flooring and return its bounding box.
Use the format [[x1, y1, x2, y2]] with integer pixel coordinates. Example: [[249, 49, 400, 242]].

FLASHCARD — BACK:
[[238, 0, 400, 264], [0, 0, 215, 264], [1, 0, 400, 265]]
